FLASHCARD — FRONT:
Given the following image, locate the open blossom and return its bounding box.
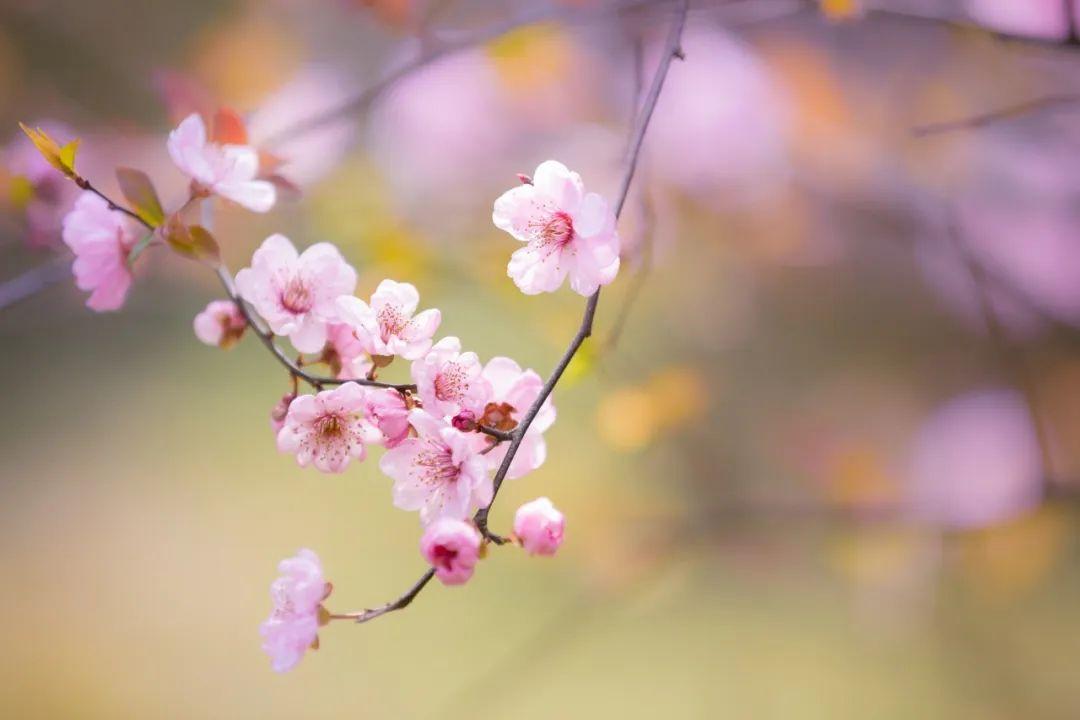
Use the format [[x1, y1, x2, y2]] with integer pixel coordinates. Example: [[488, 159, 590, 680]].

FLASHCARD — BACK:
[[477, 357, 555, 480], [420, 518, 482, 585], [493, 160, 620, 296], [364, 388, 412, 448], [276, 382, 380, 473], [336, 279, 441, 361], [411, 336, 491, 418], [513, 497, 565, 556], [259, 549, 329, 673], [235, 234, 357, 353], [193, 299, 246, 348], [380, 409, 492, 525], [167, 113, 276, 212], [323, 323, 374, 379], [61, 192, 140, 312]]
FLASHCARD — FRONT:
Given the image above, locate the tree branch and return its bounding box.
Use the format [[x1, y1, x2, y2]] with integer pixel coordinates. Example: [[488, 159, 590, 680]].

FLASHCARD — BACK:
[[0, 254, 73, 311], [912, 93, 1080, 137]]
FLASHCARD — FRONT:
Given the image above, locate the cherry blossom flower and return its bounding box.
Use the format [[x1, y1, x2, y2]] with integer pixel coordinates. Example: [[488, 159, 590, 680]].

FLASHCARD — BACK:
[[61, 191, 141, 312], [380, 409, 492, 525], [411, 336, 491, 418], [493, 160, 620, 296], [335, 279, 441, 361], [513, 497, 565, 556], [193, 299, 247, 348], [276, 382, 380, 473], [323, 323, 374, 380], [167, 113, 276, 212], [364, 388, 412, 448], [476, 357, 555, 480], [419, 518, 483, 586], [235, 234, 357, 353], [259, 548, 330, 673]]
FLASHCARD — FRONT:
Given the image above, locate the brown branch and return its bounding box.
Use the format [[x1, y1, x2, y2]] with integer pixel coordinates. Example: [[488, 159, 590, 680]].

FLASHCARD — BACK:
[[912, 93, 1080, 137], [331, 569, 435, 624]]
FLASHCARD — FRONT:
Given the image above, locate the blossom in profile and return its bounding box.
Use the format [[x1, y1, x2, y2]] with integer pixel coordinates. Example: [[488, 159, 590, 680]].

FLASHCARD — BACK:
[[513, 497, 565, 556], [193, 299, 247, 348], [380, 409, 492, 525], [259, 548, 330, 673], [964, 0, 1079, 40], [3, 120, 80, 247], [364, 388, 412, 448], [61, 191, 141, 312], [323, 323, 374, 380], [477, 357, 555, 479], [420, 518, 483, 585], [276, 382, 380, 473], [167, 113, 276, 212], [493, 160, 620, 296], [336, 279, 441, 361], [235, 234, 357, 353], [411, 336, 490, 418]]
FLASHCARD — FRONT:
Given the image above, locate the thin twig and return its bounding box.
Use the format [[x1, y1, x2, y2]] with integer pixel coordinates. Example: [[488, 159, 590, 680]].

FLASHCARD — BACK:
[[912, 93, 1080, 137], [333, 569, 435, 624], [0, 254, 73, 310]]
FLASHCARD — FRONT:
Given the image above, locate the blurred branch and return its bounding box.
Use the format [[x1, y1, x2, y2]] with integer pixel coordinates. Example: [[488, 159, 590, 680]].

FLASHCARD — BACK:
[[912, 93, 1080, 137], [0, 254, 71, 311], [867, 5, 1080, 53]]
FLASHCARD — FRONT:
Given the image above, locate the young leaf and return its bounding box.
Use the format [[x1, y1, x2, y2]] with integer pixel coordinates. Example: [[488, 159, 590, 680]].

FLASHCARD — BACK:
[[116, 168, 165, 228], [19, 123, 80, 178], [162, 216, 221, 265]]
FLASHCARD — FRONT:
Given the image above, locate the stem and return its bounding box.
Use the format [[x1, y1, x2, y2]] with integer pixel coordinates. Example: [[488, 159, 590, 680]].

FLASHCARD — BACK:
[[331, 569, 435, 624], [0, 254, 73, 311]]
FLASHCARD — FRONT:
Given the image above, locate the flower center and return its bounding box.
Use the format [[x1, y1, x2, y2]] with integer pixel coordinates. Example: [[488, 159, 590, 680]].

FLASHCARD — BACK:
[[314, 414, 343, 440], [540, 211, 574, 248], [431, 544, 458, 571], [434, 362, 468, 402], [376, 304, 407, 342], [280, 277, 313, 314], [415, 442, 459, 485]]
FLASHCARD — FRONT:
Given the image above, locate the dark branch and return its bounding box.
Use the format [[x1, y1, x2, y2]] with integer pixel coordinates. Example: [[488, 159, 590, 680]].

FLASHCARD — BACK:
[[912, 93, 1080, 137]]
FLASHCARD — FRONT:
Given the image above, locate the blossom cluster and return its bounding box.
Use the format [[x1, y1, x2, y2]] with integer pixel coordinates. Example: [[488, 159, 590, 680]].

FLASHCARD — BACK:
[[22, 113, 595, 674]]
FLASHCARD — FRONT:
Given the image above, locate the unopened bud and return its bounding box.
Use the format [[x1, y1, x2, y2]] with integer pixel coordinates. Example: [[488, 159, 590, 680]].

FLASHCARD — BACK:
[[452, 410, 477, 432], [516, 173, 533, 185]]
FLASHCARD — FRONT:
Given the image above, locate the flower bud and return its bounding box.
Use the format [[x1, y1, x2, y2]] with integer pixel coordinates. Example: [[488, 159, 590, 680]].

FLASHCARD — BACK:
[[451, 410, 477, 432], [513, 497, 565, 556], [420, 518, 482, 585]]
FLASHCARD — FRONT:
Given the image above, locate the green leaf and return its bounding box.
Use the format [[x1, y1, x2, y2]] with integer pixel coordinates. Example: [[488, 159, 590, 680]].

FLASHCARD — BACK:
[[116, 168, 165, 228], [163, 216, 220, 265], [19, 122, 80, 178]]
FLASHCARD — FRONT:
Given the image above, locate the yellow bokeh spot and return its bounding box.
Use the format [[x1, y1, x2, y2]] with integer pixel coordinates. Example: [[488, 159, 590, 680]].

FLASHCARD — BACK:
[[819, 0, 863, 21], [828, 525, 930, 587], [597, 386, 658, 452], [958, 505, 1068, 600], [486, 23, 573, 96], [191, 15, 301, 107]]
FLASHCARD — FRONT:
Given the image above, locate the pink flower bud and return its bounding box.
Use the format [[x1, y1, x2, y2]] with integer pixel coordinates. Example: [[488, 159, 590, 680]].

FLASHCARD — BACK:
[[420, 518, 482, 585], [451, 409, 477, 432], [193, 299, 247, 348], [270, 392, 296, 434], [513, 497, 565, 556]]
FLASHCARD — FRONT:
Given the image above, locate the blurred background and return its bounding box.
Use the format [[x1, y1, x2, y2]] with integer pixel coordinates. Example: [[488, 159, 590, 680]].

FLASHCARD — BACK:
[[3, 0, 1080, 717]]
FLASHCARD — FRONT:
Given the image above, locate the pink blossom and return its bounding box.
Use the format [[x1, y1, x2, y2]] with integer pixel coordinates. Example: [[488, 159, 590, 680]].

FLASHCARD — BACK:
[[323, 323, 374, 380], [477, 357, 555, 480], [276, 382, 380, 473], [493, 160, 620, 296], [965, 0, 1080, 40], [167, 113, 276, 212], [364, 388, 412, 448], [259, 548, 329, 673], [235, 234, 357, 353], [411, 336, 491, 418], [61, 191, 141, 312], [419, 518, 482, 585], [380, 409, 492, 525], [513, 497, 565, 556], [193, 299, 246, 348], [336, 279, 441, 361]]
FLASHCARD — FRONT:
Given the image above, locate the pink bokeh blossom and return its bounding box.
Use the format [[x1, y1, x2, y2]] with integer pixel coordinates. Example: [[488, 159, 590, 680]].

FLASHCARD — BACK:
[[336, 279, 441, 361], [493, 160, 620, 296], [259, 548, 329, 673], [411, 336, 490, 418], [61, 191, 141, 312], [193, 299, 247, 348], [420, 518, 482, 585], [965, 0, 1080, 40], [513, 497, 565, 556], [380, 409, 492, 525], [276, 382, 380, 473], [477, 357, 555, 480], [235, 234, 357, 353], [167, 113, 276, 212]]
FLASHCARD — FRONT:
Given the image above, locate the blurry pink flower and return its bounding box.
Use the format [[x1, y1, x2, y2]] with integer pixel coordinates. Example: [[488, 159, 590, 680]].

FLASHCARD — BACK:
[[364, 388, 412, 448], [478, 357, 555, 480], [235, 234, 357, 353], [493, 160, 620, 296], [167, 113, 276, 212], [259, 548, 329, 673], [965, 0, 1080, 40], [61, 191, 141, 312], [908, 389, 1043, 530], [276, 382, 380, 473], [419, 517, 482, 585], [411, 336, 491, 418], [193, 299, 247, 348], [4, 120, 80, 248], [323, 323, 374, 379], [336, 279, 441, 360], [380, 409, 492, 525], [513, 497, 565, 556]]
